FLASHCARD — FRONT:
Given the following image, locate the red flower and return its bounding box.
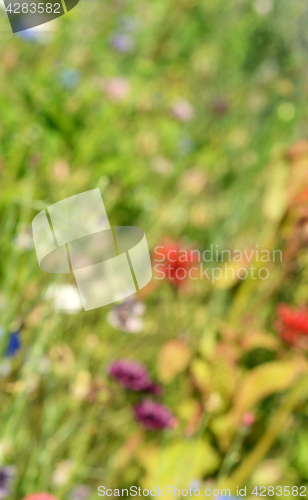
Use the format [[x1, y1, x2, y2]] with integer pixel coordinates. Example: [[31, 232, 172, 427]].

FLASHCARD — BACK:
[[275, 303, 308, 345], [22, 494, 59, 500], [153, 238, 198, 287]]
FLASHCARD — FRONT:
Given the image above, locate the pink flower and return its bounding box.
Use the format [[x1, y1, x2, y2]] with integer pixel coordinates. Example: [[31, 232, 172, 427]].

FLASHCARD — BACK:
[[22, 494, 59, 500], [171, 101, 194, 122], [101, 77, 130, 102], [241, 411, 255, 427]]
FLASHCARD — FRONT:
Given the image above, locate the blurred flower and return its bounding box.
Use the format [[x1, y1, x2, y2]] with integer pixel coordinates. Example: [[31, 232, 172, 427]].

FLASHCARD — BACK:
[[109, 359, 161, 394], [275, 303, 308, 345], [153, 238, 199, 288], [52, 460, 73, 487], [71, 371, 91, 400], [22, 494, 59, 500], [109, 33, 135, 53], [60, 68, 80, 89], [179, 168, 208, 195], [68, 485, 92, 500], [51, 160, 70, 182], [211, 96, 229, 116], [241, 411, 256, 427], [134, 401, 176, 430], [100, 77, 130, 102], [150, 157, 174, 176], [13, 227, 33, 251], [171, 101, 194, 122], [0, 466, 15, 499], [107, 297, 145, 333], [45, 285, 83, 314], [5, 330, 21, 358]]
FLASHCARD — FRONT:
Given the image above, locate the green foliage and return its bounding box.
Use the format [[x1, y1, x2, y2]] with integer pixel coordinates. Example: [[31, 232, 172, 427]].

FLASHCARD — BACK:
[[0, 0, 308, 498]]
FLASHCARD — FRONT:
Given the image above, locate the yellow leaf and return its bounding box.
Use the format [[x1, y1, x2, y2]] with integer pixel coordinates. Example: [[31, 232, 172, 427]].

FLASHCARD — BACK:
[[241, 331, 279, 351], [233, 359, 305, 416], [213, 260, 249, 290], [157, 340, 192, 383], [190, 359, 211, 394], [175, 398, 201, 423], [262, 161, 288, 222], [139, 440, 220, 498]]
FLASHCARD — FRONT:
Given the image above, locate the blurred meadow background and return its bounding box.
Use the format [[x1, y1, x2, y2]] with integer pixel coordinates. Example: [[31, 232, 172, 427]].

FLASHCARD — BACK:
[[1, 0, 308, 498]]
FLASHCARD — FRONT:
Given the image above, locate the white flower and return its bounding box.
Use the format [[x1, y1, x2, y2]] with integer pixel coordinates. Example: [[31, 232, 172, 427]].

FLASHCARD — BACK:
[[45, 284, 83, 314]]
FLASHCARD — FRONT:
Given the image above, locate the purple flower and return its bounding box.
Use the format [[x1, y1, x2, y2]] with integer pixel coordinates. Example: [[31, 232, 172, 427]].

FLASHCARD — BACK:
[[0, 467, 15, 499], [109, 359, 161, 394], [109, 33, 135, 53], [134, 401, 175, 430]]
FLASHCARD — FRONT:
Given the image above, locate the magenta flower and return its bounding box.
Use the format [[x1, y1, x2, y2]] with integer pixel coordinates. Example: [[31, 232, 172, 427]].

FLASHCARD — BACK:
[[109, 359, 161, 394], [134, 401, 175, 430]]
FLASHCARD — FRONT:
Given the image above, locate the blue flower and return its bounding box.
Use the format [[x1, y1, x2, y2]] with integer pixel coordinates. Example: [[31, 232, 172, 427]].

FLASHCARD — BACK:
[[6, 330, 21, 358]]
